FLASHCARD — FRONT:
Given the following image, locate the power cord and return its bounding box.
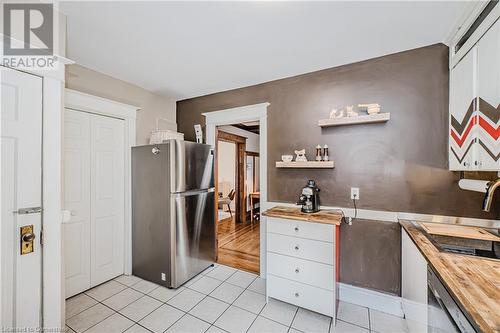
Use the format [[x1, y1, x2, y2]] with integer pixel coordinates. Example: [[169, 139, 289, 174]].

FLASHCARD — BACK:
[[344, 194, 358, 225], [353, 194, 358, 219]]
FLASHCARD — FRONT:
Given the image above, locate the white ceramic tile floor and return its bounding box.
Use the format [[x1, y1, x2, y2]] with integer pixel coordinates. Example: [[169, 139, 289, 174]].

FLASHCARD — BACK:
[[65, 263, 408, 333]]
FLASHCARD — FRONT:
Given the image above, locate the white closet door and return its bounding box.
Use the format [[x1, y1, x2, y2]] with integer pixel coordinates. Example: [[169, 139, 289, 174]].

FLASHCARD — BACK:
[[64, 109, 92, 298], [90, 114, 125, 285]]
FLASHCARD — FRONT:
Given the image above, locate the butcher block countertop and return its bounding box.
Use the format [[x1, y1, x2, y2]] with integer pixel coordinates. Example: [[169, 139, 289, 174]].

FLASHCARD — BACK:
[[263, 206, 343, 226], [400, 220, 500, 333]]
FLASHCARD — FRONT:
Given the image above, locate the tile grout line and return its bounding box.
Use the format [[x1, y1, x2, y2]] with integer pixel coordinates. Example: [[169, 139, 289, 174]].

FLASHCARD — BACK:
[[69, 270, 391, 333], [69, 265, 309, 333], [159, 266, 251, 333], [287, 307, 300, 333], [198, 268, 253, 331], [66, 302, 116, 333], [118, 294, 163, 328], [244, 277, 268, 333], [180, 268, 296, 332], [133, 265, 238, 332], [368, 308, 372, 332], [78, 302, 125, 333]]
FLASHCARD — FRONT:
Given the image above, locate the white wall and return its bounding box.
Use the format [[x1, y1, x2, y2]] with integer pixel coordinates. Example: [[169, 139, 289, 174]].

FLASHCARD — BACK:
[[218, 125, 259, 153], [65, 64, 177, 145]]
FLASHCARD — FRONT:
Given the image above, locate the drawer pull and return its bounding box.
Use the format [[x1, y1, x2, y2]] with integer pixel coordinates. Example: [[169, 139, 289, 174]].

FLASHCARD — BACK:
[[294, 245, 300, 251], [294, 227, 299, 232], [294, 292, 300, 297], [295, 268, 300, 273]]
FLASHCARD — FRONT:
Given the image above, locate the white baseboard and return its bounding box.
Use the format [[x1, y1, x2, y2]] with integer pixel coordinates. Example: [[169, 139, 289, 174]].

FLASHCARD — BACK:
[[402, 298, 427, 322], [338, 283, 404, 318]]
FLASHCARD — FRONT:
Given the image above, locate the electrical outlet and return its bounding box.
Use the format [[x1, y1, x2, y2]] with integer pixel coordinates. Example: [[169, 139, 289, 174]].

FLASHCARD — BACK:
[[161, 273, 166, 281], [351, 187, 360, 200]]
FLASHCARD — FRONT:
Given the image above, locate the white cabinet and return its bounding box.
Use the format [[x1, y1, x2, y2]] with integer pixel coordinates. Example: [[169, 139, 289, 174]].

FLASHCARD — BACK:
[[476, 19, 500, 170], [266, 217, 338, 318], [450, 19, 499, 171], [64, 109, 125, 297], [450, 47, 477, 170], [401, 229, 427, 333]]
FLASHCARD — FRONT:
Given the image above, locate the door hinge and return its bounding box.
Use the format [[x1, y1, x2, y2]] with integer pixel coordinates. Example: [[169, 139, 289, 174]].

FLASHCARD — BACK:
[[40, 228, 43, 246]]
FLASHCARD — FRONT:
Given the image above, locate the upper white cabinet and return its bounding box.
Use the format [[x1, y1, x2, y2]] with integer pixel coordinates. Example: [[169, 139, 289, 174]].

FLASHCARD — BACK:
[[450, 18, 499, 171], [450, 47, 477, 170], [476, 19, 499, 170]]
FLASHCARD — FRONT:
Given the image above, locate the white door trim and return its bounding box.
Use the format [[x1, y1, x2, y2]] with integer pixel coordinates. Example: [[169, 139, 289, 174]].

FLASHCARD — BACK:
[[203, 102, 269, 275], [64, 89, 139, 276]]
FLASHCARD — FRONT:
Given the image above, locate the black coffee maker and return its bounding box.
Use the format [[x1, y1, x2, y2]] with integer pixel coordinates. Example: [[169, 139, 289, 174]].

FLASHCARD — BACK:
[[297, 180, 320, 213]]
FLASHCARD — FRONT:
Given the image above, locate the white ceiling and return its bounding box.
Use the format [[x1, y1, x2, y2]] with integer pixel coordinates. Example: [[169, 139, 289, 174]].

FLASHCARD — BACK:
[[61, 1, 469, 100]]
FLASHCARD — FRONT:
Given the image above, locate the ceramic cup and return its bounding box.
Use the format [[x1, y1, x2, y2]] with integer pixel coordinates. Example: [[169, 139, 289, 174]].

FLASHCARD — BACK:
[[281, 155, 293, 162]]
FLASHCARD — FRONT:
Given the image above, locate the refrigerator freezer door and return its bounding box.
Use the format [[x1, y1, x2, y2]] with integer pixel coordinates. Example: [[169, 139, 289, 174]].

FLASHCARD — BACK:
[[171, 140, 214, 193], [171, 189, 216, 288]]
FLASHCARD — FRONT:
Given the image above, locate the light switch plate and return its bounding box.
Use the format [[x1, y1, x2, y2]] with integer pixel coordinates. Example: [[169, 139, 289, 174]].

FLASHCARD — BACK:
[[351, 187, 360, 200]]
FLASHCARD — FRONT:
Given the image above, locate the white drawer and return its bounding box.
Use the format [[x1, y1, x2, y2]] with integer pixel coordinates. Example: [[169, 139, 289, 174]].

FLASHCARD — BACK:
[[267, 217, 334, 243], [267, 274, 334, 317], [267, 233, 333, 265], [267, 252, 334, 290]]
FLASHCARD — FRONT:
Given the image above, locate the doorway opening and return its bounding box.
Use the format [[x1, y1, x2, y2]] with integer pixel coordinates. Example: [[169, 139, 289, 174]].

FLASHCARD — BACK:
[[215, 123, 260, 274]]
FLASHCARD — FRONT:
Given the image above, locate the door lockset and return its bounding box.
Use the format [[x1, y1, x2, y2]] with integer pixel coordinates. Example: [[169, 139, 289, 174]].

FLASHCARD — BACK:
[[13, 207, 42, 215], [20, 225, 36, 255]]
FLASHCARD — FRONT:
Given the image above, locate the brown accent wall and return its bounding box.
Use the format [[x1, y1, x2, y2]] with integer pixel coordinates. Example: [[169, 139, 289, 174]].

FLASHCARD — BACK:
[[177, 44, 499, 295], [340, 219, 401, 295]]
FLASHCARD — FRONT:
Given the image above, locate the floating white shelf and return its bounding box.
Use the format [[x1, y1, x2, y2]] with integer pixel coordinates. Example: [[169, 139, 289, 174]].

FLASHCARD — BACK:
[[318, 113, 390, 127], [276, 161, 335, 169]]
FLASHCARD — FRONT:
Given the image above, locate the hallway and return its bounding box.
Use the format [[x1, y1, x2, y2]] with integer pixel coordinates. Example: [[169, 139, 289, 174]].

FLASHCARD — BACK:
[[217, 218, 260, 274]]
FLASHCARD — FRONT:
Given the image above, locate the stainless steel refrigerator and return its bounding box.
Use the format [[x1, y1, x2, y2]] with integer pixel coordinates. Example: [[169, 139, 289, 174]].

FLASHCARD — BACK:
[[132, 140, 215, 288]]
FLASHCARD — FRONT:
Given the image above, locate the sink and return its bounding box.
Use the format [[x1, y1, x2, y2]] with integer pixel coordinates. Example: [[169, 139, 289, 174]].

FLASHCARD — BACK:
[[413, 222, 500, 260], [428, 234, 500, 259]]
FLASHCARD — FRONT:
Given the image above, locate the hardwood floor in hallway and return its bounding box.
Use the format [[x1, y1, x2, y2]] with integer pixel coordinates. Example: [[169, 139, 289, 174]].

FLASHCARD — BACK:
[[217, 217, 260, 274]]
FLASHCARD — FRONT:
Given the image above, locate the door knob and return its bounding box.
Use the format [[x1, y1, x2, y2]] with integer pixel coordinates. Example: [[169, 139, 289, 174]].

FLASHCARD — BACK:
[[20, 225, 35, 255], [22, 233, 36, 242]]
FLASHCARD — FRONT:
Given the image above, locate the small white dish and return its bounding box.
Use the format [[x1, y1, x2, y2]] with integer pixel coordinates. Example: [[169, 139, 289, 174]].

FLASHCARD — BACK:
[[281, 155, 293, 162]]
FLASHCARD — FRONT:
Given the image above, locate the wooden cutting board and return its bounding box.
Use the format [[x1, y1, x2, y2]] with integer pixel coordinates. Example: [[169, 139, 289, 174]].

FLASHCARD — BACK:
[[420, 222, 500, 242]]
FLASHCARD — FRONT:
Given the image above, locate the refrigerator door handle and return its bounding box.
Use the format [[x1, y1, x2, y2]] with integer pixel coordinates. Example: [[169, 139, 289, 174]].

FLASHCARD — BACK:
[[173, 188, 215, 197]]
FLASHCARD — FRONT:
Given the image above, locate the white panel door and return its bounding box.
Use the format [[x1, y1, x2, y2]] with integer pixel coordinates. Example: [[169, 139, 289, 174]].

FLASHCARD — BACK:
[[90, 114, 125, 285], [1, 67, 43, 328], [64, 109, 91, 298], [477, 19, 500, 170]]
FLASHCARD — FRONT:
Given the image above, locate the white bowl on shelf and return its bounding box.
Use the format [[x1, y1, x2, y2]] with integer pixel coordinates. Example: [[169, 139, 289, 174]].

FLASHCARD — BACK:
[[281, 155, 293, 162], [367, 107, 381, 115]]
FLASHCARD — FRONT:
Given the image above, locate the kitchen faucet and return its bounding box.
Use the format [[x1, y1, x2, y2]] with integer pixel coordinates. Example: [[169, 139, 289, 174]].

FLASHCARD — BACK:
[[482, 178, 500, 212]]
